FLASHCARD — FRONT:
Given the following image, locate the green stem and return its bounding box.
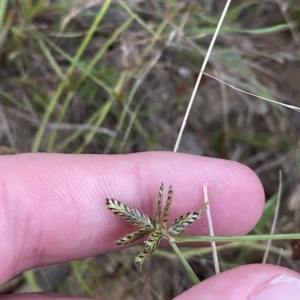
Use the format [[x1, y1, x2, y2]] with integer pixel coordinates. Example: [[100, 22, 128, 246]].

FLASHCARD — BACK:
[[170, 241, 199, 284], [175, 233, 300, 243], [23, 270, 41, 292]]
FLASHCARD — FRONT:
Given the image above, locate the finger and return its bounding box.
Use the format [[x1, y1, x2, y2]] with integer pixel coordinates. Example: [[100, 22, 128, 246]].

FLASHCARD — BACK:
[[174, 264, 300, 300], [0, 152, 264, 284]]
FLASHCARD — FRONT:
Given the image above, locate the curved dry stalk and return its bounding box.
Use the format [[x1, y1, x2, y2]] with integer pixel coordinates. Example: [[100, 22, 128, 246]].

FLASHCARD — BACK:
[[203, 73, 300, 113]]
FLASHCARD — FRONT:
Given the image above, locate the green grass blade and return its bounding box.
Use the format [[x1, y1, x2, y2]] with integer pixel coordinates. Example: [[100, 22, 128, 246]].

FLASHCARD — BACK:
[[241, 24, 290, 34], [35, 35, 64, 79], [71, 260, 94, 297], [74, 97, 115, 153], [117, 0, 155, 35], [37, 32, 112, 93], [46, 16, 134, 152], [0, 0, 8, 29], [0, 88, 27, 110], [23, 270, 41, 292], [31, 0, 113, 152]]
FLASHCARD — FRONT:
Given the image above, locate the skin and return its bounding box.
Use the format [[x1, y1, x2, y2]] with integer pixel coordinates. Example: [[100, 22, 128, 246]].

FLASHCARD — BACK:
[[0, 152, 299, 300]]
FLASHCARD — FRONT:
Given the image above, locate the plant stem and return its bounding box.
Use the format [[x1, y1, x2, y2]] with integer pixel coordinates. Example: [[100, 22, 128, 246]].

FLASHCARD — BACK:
[[175, 233, 300, 243], [170, 241, 199, 284]]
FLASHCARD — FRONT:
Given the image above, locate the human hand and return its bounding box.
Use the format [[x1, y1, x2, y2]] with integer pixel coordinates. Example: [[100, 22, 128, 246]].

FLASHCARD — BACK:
[[1, 152, 299, 300]]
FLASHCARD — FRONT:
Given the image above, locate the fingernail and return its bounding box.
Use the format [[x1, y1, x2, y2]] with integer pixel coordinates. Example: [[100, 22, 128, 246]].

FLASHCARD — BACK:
[[250, 274, 300, 300]]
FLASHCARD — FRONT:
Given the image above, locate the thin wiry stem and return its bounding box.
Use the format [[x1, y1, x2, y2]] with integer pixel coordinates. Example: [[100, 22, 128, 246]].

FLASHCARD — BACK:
[[173, 0, 232, 152], [262, 170, 282, 263], [175, 233, 300, 243], [203, 183, 220, 274], [170, 241, 199, 284], [203, 73, 300, 113]]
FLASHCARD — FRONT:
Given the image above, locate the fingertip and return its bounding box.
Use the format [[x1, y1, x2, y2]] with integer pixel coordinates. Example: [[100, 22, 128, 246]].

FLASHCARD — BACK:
[[175, 264, 300, 300]]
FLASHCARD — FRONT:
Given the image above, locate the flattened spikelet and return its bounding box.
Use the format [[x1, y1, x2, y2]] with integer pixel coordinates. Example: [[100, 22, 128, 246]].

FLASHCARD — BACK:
[[135, 229, 163, 267], [168, 211, 200, 235], [156, 182, 163, 224], [162, 185, 173, 229], [116, 227, 153, 245], [106, 198, 155, 228]]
